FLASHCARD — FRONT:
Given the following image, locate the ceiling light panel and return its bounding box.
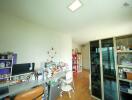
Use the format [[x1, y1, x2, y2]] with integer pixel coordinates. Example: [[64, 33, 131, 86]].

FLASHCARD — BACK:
[[69, 0, 82, 12]]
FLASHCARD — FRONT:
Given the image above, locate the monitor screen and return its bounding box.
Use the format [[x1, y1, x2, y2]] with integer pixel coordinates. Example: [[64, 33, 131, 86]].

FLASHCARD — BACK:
[[12, 63, 35, 76]]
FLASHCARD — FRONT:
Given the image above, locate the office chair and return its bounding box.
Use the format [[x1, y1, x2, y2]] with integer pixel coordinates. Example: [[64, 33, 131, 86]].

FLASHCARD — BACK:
[[14, 86, 44, 100]]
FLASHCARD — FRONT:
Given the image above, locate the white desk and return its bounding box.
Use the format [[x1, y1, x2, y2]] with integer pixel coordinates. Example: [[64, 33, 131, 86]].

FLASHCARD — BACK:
[[0, 70, 68, 99], [0, 80, 46, 99]]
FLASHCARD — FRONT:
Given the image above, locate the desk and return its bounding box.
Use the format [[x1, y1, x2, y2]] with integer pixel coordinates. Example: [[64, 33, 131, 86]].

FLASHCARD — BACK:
[[0, 70, 68, 99], [47, 70, 67, 81], [0, 80, 45, 99]]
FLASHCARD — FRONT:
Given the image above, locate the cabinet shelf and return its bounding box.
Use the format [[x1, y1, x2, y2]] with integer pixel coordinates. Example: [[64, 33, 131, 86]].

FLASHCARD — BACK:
[[118, 65, 132, 69], [0, 59, 12, 61], [0, 67, 12, 69], [120, 90, 132, 95], [0, 77, 10, 80], [119, 78, 132, 83], [117, 50, 132, 53]]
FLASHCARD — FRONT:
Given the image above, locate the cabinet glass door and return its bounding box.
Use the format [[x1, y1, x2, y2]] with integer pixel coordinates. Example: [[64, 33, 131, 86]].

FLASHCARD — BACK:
[[90, 41, 101, 99], [101, 38, 118, 100]]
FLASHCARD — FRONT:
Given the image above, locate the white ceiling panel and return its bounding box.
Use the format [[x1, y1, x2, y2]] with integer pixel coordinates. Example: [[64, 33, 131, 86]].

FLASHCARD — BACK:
[[0, 0, 132, 44]]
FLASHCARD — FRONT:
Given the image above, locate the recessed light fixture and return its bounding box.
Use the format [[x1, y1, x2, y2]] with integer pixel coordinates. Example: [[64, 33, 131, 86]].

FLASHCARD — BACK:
[[68, 0, 82, 12]]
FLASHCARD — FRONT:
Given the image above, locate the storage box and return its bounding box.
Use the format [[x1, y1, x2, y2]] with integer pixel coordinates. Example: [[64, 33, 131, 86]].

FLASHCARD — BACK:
[[128, 45, 132, 50], [128, 89, 132, 94], [126, 72, 132, 80]]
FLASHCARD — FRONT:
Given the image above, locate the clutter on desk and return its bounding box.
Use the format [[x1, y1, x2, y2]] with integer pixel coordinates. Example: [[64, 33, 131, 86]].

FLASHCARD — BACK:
[[44, 61, 68, 79]]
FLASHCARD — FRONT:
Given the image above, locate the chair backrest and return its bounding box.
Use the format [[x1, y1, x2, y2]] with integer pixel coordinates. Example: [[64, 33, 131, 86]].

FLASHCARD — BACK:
[[65, 71, 73, 83], [14, 86, 44, 100]]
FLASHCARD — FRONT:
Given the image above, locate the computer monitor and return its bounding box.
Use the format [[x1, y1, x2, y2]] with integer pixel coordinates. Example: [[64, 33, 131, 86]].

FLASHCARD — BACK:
[[12, 63, 35, 76]]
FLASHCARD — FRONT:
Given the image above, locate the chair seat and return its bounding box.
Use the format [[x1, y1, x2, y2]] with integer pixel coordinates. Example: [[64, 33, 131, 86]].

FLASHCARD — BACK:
[[14, 86, 44, 100], [61, 85, 72, 92], [62, 79, 72, 84]]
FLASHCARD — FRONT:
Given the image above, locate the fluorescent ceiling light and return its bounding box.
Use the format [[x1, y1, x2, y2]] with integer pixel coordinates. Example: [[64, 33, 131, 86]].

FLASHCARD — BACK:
[[69, 0, 82, 12]]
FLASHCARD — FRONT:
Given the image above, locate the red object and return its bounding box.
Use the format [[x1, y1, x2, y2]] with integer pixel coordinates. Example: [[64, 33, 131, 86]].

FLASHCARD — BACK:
[[72, 53, 78, 75]]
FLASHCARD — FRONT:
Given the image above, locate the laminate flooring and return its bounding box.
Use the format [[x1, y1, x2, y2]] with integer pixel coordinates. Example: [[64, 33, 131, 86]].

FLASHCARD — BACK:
[[57, 69, 93, 100]]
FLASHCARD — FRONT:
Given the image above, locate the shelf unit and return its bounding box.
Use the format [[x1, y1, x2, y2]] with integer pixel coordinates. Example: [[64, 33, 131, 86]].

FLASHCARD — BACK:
[[72, 53, 77, 73], [116, 35, 132, 100], [0, 53, 17, 83], [72, 49, 82, 75]]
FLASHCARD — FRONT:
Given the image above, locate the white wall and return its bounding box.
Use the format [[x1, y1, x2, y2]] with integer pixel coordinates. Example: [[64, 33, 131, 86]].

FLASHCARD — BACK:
[[81, 43, 90, 70], [0, 12, 72, 70], [72, 41, 81, 52]]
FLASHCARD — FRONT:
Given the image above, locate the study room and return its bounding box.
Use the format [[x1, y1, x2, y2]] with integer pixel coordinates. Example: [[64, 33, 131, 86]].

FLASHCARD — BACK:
[[0, 0, 132, 100]]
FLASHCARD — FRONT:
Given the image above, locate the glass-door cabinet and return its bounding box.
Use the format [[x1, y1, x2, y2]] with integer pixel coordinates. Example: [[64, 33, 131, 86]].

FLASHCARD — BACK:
[[101, 38, 118, 100], [90, 34, 131, 100], [90, 41, 102, 99]]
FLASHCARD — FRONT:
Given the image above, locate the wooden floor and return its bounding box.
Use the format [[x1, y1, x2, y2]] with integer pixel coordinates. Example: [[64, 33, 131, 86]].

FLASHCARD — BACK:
[[57, 70, 93, 100]]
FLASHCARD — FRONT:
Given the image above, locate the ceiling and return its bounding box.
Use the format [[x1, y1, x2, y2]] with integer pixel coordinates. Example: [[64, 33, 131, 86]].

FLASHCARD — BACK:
[[0, 0, 132, 44]]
